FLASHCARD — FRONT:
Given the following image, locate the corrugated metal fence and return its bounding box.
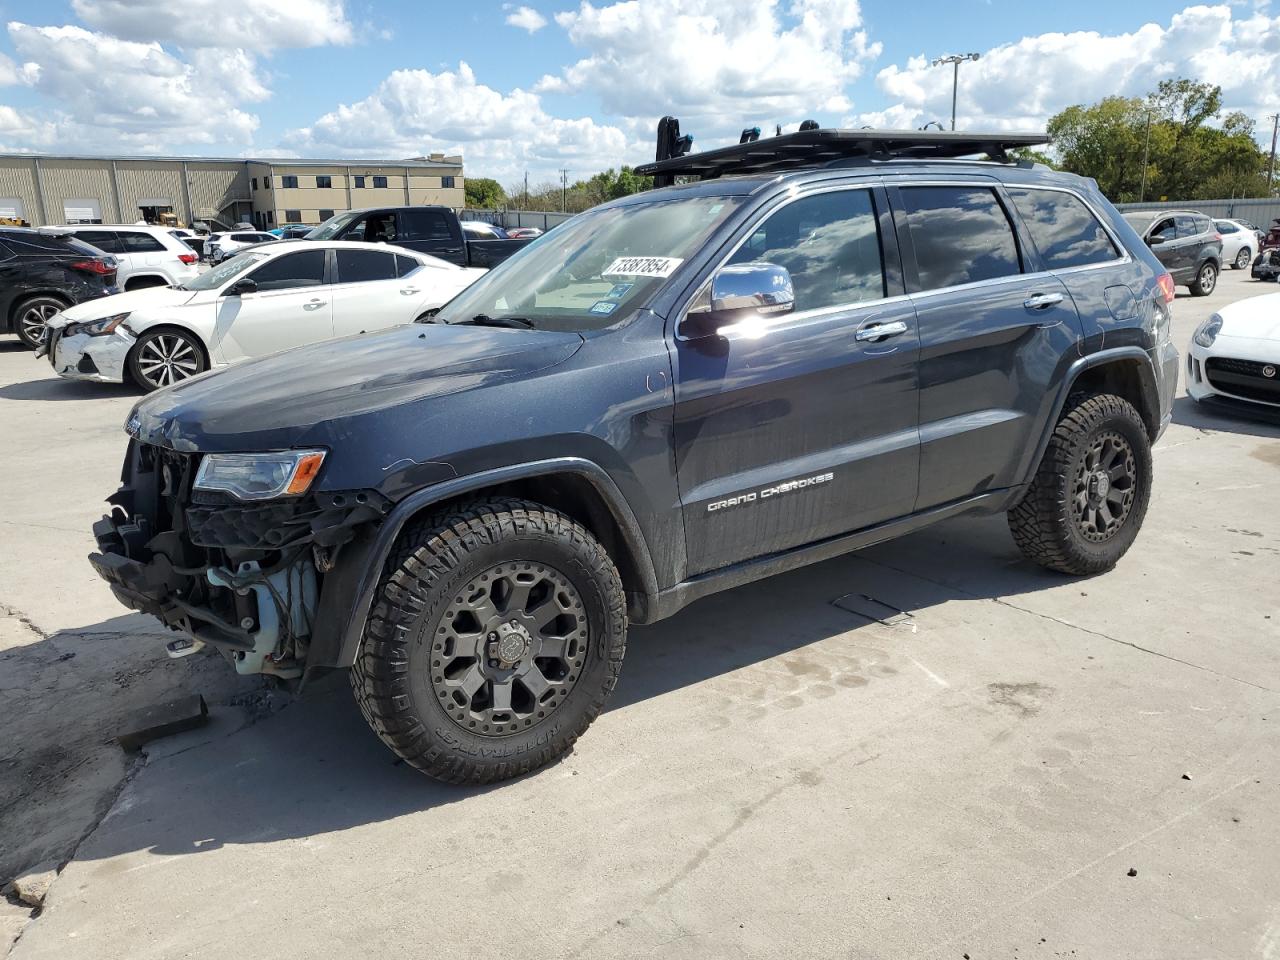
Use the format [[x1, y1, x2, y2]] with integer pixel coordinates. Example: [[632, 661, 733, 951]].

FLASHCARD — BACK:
[[462, 208, 575, 231], [1116, 197, 1280, 227]]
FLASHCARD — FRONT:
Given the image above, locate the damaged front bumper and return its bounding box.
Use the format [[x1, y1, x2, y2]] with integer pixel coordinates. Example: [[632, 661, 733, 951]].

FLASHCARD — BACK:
[[46, 326, 134, 383], [90, 440, 391, 679]]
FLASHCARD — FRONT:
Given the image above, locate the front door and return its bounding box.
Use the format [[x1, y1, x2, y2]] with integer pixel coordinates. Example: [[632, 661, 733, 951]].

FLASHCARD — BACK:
[[673, 185, 920, 576], [888, 181, 1084, 510], [213, 248, 333, 361]]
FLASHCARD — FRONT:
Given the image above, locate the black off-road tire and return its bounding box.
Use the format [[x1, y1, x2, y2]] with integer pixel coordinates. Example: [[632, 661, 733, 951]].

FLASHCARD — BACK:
[[351, 499, 627, 784], [1008, 393, 1152, 575], [1190, 261, 1218, 296]]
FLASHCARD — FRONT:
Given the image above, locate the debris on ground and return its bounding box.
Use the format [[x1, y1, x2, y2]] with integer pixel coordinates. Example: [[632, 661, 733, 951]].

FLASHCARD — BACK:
[[115, 694, 209, 752], [1126, 867, 1138, 877], [1181, 773, 1192, 781], [4, 860, 58, 907]]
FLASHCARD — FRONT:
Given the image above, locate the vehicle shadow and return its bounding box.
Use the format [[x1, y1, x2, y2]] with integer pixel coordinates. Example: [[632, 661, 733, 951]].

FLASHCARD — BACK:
[[0, 377, 138, 401], [54, 511, 1065, 863], [1171, 394, 1280, 437]]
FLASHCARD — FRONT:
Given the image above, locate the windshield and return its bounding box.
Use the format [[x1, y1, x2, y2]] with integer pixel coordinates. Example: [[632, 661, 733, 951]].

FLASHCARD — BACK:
[[306, 210, 363, 240], [178, 250, 270, 291], [437, 195, 744, 332]]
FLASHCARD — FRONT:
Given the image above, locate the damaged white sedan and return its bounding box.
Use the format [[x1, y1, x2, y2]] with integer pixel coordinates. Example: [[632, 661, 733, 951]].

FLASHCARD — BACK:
[[40, 239, 485, 391]]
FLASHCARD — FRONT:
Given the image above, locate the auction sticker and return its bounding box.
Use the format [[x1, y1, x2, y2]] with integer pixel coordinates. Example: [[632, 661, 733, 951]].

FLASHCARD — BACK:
[[589, 300, 619, 315], [606, 282, 634, 299], [602, 256, 684, 278]]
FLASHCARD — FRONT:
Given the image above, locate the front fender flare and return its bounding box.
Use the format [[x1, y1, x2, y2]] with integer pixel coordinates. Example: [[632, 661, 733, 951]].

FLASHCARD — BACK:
[[305, 457, 659, 676]]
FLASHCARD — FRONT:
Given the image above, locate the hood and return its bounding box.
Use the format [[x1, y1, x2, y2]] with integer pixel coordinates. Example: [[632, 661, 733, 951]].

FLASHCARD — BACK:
[[128, 323, 584, 452], [1219, 293, 1280, 342], [54, 286, 198, 326]]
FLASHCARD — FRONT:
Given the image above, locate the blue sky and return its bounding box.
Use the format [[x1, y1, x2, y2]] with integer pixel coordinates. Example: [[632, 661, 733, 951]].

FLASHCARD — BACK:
[[0, 1, 1272, 186]]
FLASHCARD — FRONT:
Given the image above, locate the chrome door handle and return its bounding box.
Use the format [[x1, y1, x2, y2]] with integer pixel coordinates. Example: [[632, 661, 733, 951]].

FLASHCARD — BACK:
[[855, 319, 909, 341], [303, 299, 326, 310], [1024, 292, 1064, 310], [400, 287, 420, 295]]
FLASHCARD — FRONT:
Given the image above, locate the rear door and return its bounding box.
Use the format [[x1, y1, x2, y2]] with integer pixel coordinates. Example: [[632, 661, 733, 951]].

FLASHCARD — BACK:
[[329, 247, 417, 337], [889, 180, 1083, 512], [117, 230, 169, 274], [672, 183, 920, 575], [214, 248, 333, 361], [398, 208, 466, 265]]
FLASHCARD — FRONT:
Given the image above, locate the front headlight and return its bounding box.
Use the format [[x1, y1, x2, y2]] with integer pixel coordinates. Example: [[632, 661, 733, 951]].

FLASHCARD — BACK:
[[66, 312, 131, 337], [1193, 314, 1223, 348], [194, 450, 326, 501]]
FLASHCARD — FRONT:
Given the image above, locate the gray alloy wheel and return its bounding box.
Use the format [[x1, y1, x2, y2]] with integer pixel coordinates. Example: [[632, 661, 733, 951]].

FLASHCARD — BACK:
[[14, 297, 63, 349], [1235, 247, 1252, 270], [129, 330, 205, 390], [1192, 261, 1217, 296]]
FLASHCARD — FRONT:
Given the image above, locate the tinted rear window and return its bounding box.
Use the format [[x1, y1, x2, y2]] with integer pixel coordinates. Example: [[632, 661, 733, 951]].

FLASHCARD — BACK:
[[335, 248, 398, 283], [1007, 187, 1119, 269], [900, 186, 1021, 290], [118, 232, 166, 253], [2, 232, 103, 257]]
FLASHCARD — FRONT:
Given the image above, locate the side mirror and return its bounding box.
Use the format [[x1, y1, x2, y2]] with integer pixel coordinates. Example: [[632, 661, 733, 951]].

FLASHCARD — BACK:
[[681, 262, 794, 339], [226, 278, 257, 297]]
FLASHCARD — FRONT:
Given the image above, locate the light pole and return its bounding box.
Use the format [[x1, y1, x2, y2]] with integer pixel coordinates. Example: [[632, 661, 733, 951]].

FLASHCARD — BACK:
[[1139, 110, 1152, 203], [1268, 114, 1279, 196], [931, 53, 980, 131]]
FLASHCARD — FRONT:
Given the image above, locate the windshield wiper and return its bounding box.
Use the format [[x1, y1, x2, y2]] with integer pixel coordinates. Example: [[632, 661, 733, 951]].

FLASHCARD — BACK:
[[453, 314, 536, 329]]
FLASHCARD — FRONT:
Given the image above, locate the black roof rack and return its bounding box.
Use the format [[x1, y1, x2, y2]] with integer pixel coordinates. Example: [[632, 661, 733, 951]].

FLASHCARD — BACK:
[[636, 120, 1050, 187]]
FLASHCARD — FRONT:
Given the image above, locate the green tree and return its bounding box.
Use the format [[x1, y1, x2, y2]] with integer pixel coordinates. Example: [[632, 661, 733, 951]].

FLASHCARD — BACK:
[[1045, 78, 1270, 202], [464, 177, 506, 209]]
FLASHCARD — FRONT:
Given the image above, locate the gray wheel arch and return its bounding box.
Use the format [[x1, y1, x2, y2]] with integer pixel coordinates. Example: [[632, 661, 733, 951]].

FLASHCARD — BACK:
[[306, 457, 661, 679]]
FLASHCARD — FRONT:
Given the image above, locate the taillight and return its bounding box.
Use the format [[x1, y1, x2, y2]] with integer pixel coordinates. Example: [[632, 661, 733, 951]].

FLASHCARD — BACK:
[[178, 252, 198, 264], [1156, 272, 1175, 304], [69, 259, 115, 276]]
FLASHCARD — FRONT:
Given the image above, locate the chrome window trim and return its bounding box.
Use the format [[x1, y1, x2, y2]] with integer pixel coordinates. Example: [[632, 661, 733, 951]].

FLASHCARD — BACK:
[[674, 182, 891, 342]]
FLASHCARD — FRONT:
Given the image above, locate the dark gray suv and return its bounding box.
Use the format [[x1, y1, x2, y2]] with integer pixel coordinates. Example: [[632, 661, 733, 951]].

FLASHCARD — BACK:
[[1121, 209, 1222, 296], [89, 126, 1179, 784]]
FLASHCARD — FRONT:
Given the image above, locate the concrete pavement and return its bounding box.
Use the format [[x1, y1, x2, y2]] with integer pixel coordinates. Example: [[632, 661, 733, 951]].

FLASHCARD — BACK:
[[2, 268, 1278, 959]]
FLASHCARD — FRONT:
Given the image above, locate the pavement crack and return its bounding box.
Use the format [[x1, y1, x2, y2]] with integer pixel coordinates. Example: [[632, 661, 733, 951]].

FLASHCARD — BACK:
[[0, 601, 45, 641], [857, 556, 1279, 694]]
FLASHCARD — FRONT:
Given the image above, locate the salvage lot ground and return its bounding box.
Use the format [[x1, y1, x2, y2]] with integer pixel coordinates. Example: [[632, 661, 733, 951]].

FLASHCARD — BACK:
[[2, 269, 1278, 959]]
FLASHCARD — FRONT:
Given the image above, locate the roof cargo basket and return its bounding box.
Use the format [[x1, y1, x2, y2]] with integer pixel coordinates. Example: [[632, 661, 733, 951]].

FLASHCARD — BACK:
[[637, 119, 1050, 187]]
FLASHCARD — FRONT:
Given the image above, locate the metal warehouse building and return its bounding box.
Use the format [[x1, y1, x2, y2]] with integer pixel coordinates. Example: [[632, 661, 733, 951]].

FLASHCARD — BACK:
[[0, 153, 465, 230]]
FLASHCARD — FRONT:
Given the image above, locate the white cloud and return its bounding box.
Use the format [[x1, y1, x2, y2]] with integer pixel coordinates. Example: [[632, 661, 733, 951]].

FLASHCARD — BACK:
[[857, 5, 1280, 135], [538, 0, 880, 137], [69, 0, 353, 52], [5, 23, 260, 151], [290, 62, 636, 182], [505, 5, 548, 33]]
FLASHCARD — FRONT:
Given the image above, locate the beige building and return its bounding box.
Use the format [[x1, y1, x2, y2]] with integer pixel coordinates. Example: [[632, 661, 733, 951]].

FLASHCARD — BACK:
[[0, 153, 464, 230]]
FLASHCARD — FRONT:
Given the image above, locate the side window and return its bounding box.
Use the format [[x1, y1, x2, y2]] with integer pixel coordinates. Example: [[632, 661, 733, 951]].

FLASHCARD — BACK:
[[353, 176, 366, 188], [1215, 221, 1237, 234], [318, 208, 334, 222], [246, 250, 327, 292], [1174, 215, 1198, 238], [1195, 216, 1213, 235], [401, 208, 452, 240], [1150, 218, 1176, 243], [900, 186, 1021, 290], [364, 212, 398, 242], [1006, 188, 1119, 269], [118, 232, 166, 253], [336, 249, 398, 283], [283, 210, 301, 224], [395, 254, 421, 277], [74, 230, 124, 254], [251, 178, 258, 190], [725, 189, 884, 311]]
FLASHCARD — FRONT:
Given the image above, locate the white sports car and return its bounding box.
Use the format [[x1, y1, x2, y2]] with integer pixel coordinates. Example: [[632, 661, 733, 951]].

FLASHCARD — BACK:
[[1188, 292, 1280, 412], [40, 240, 485, 391]]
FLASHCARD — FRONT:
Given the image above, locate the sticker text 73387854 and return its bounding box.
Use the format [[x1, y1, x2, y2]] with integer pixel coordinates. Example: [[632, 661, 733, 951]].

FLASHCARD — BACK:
[[602, 256, 684, 279]]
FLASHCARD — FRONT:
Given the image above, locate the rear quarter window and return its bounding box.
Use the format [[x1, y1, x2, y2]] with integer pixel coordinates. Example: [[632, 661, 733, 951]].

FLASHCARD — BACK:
[[899, 185, 1022, 290], [1006, 187, 1120, 270]]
